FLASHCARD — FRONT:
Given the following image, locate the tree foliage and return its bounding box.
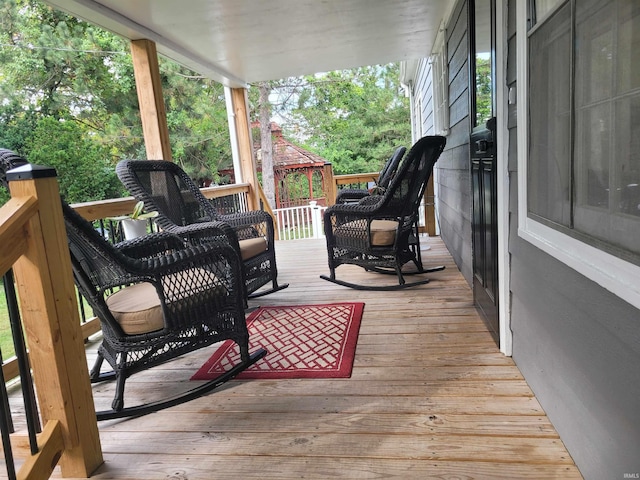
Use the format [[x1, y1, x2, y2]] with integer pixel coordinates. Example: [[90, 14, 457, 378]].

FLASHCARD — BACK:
[[26, 116, 124, 203], [2, 0, 411, 206], [0, 0, 233, 201], [282, 65, 412, 175]]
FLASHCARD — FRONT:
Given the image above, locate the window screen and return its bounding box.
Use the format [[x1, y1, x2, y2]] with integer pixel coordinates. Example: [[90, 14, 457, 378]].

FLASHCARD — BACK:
[[528, 0, 640, 263]]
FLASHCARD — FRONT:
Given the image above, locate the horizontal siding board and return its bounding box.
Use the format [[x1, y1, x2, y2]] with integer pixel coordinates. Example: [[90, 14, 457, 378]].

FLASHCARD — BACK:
[[443, 117, 470, 151], [447, 0, 468, 67]]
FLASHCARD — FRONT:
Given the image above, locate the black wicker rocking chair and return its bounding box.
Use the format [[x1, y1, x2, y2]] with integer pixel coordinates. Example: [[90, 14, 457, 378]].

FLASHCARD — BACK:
[[63, 202, 266, 420], [321, 135, 446, 290], [334, 145, 406, 204], [116, 159, 287, 299]]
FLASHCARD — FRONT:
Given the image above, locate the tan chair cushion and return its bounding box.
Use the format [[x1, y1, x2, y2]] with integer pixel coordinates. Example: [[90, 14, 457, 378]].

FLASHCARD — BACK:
[[106, 282, 164, 335], [336, 219, 399, 246], [239, 236, 268, 260], [369, 219, 399, 246]]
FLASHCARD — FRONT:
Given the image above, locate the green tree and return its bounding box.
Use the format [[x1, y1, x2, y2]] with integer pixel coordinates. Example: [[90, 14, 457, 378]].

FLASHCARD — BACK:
[[475, 56, 492, 126], [26, 116, 124, 203], [161, 62, 232, 184], [284, 64, 411, 175]]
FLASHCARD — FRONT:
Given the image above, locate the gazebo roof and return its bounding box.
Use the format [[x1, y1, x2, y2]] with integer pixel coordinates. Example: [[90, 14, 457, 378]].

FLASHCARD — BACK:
[[255, 123, 327, 171]]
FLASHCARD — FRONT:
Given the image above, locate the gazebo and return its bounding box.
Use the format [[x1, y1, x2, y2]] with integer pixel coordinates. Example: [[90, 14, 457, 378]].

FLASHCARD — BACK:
[[222, 123, 331, 209]]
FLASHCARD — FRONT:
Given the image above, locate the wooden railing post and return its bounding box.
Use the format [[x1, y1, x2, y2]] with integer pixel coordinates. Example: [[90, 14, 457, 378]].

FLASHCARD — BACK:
[[323, 163, 336, 206], [7, 165, 103, 478], [309, 201, 323, 239]]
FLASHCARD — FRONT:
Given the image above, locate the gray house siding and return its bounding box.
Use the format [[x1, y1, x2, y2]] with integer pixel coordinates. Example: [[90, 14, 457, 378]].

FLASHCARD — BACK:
[[505, 1, 640, 478], [437, 0, 473, 285], [414, 58, 435, 136]]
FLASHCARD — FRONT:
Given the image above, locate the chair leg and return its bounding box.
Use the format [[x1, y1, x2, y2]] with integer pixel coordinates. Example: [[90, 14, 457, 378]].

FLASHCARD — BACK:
[[111, 372, 126, 412], [395, 264, 406, 286], [89, 353, 105, 381]]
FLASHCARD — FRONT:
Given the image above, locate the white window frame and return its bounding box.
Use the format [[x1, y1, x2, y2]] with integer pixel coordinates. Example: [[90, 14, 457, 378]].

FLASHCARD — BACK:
[[516, 1, 640, 310]]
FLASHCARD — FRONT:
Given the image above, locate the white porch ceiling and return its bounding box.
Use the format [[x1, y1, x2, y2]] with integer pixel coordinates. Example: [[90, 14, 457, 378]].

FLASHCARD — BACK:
[[43, 0, 453, 87]]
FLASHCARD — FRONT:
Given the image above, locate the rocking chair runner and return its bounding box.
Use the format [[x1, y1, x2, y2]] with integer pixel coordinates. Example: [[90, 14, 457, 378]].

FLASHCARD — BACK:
[[334, 145, 406, 204], [321, 135, 446, 290], [62, 202, 266, 420], [116, 159, 287, 299]]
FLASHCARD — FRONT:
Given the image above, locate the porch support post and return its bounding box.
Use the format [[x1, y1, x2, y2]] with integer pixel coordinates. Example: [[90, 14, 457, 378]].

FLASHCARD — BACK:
[[225, 87, 259, 211], [8, 166, 103, 477], [130, 39, 172, 160], [423, 176, 436, 235]]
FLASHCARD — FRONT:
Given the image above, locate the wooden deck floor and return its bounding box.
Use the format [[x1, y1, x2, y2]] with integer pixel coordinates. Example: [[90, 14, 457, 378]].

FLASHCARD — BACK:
[[11, 237, 582, 479]]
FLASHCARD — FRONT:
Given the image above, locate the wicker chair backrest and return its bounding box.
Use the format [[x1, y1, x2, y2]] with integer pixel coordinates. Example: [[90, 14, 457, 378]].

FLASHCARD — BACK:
[[377, 146, 406, 189], [377, 135, 446, 219], [116, 160, 220, 230]]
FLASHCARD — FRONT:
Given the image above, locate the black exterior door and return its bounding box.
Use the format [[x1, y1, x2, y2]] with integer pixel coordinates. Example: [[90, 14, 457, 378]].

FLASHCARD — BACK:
[[470, 0, 499, 343]]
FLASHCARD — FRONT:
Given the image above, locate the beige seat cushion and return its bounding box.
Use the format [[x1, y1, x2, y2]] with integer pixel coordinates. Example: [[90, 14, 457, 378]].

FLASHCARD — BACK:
[[337, 219, 399, 246], [239, 236, 268, 260], [369, 219, 399, 246], [106, 282, 164, 335]]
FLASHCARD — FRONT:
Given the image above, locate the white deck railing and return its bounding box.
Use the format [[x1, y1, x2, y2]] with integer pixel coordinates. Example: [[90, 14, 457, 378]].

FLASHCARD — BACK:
[[274, 201, 327, 240]]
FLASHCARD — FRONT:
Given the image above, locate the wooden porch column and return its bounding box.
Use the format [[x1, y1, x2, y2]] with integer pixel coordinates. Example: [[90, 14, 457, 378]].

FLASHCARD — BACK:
[[422, 176, 436, 235], [227, 87, 259, 211], [8, 165, 103, 477], [130, 39, 172, 160]]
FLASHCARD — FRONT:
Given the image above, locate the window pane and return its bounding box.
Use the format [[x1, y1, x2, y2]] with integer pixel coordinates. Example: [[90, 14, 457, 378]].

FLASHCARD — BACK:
[[528, 3, 571, 225], [573, 0, 640, 259], [615, 96, 640, 219], [617, 2, 640, 94], [533, 0, 565, 24], [576, 103, 611, 210]]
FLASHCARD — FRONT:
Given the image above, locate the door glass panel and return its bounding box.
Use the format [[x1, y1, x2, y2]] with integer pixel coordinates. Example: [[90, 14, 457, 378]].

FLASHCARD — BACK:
[[474, 0, 493, 128]]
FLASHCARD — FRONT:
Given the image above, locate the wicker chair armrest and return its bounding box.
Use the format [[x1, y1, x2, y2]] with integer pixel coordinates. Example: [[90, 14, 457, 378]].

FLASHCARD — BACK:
[[219, 209, 272, 228], [105, 242, 240, 287], [335, 188, 369, 204], [155, 220, 240, 247], [323, 200, 380, 220], [115, 232, 187, 259], [218, 210, 274, 242], [357, 195, 384, 207], [138, 242, 240, 274]]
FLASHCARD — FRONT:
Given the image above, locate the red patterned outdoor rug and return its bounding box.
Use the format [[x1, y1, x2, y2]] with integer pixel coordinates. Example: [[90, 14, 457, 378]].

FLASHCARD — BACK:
[[191, 302, 364, 380]]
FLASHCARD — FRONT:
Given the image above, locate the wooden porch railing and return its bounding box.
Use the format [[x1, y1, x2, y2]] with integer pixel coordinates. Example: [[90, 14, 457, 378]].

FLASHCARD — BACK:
[[1, 165, 102, 479]]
